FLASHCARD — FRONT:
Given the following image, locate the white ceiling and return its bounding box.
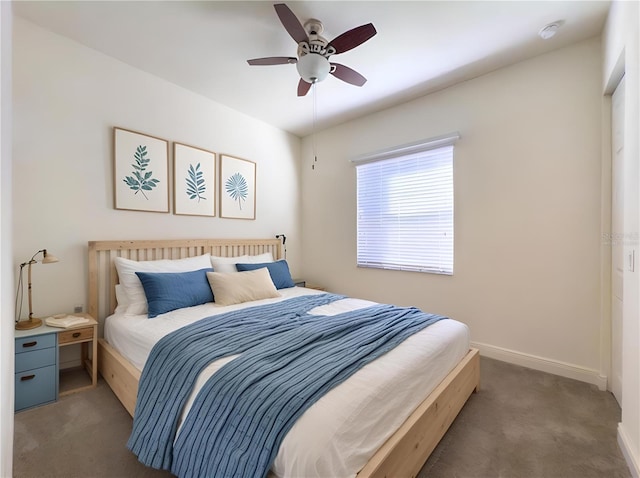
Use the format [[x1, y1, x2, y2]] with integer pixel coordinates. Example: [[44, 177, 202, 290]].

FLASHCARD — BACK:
[[13, 1, 610, 137]]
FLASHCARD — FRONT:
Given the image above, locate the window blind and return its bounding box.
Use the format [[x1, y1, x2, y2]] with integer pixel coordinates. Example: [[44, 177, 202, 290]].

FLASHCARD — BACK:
[[355, 138, 455, 275]]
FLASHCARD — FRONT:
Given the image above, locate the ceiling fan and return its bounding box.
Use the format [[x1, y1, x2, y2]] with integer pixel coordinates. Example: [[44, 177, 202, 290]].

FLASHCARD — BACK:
[[247, 3, 377, 97]]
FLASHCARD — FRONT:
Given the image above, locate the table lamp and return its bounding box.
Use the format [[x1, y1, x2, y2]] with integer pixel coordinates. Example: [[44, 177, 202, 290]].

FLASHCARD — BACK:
[[15, 249, 59, 330]]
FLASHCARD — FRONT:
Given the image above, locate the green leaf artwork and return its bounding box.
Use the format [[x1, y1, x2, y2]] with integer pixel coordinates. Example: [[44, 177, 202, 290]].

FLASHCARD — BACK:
[[225, 172, 248, 210], [185, 163, 206, 202], [122, 145, 160, 200]]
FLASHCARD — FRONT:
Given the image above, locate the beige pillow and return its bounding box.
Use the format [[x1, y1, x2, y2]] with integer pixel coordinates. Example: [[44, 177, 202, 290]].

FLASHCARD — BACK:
[[207, 268, 280, 306], [209, 252, 274, 273]]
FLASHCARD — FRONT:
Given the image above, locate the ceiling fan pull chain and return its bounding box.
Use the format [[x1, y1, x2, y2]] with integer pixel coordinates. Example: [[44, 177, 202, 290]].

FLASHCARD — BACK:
[[312, 82, 318, 170]]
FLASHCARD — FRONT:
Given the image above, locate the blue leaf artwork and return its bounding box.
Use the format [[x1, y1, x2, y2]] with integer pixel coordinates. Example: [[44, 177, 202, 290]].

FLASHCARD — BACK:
[[122, 145, 160, 200], [225, 172, 248, 210], [185, 163, 206, 202]]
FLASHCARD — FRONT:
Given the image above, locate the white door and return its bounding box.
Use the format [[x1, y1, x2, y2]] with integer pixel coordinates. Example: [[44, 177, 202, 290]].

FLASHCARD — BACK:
[[611, 76, 625, 405]]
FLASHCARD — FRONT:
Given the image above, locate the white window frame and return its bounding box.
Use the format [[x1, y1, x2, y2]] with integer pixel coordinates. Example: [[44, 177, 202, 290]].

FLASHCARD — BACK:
[[352, 133, 459, 275]]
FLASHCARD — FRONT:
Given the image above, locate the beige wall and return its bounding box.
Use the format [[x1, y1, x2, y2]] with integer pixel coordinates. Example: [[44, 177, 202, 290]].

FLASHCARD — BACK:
[[12, 18, 302, 321], [0, 2, 13, 475], [301, 38, 605, 384], [602, 1, 640, 475]]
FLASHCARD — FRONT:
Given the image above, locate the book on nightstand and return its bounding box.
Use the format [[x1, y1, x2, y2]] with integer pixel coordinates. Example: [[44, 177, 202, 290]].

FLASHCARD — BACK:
[[44, 315, 90, 328]]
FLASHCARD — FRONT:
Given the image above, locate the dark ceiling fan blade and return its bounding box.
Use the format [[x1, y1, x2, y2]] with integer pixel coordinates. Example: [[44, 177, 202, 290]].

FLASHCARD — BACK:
[[297, 78, 312, 97], [247, 57, 297, 66], [274, 3, 308, 44], [328, 23, 377, 55], [330, 63, 367, 86]]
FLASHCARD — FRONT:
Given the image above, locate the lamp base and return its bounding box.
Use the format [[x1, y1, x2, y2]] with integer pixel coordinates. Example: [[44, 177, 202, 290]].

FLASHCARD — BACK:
[[15, 318, 43, 330]]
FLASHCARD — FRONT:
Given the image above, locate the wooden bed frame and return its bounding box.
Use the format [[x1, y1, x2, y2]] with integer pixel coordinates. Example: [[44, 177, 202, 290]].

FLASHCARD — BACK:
[[88, 238, 480, 478]]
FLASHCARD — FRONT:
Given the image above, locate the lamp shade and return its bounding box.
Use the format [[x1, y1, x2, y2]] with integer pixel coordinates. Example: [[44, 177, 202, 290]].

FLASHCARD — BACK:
[[296, 53, 330, 84], [41, 253, 59, 264]]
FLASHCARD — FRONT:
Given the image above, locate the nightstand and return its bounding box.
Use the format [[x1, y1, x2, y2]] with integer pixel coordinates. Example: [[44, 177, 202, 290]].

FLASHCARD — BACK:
[[306, 284, 325, 291], [15, 330, 58, 412], [293, 280, 325, 291], [57, 314, 98, 396], [14, 314, 98, 412]]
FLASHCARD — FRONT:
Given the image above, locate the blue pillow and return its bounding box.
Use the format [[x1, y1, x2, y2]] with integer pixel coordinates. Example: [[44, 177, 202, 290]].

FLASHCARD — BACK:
[[235, 260, 295, 289], [135, 268, 214, 318]]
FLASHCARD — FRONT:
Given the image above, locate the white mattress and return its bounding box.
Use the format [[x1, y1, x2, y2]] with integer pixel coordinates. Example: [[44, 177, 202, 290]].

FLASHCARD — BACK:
[[104, 287, 470, 478]]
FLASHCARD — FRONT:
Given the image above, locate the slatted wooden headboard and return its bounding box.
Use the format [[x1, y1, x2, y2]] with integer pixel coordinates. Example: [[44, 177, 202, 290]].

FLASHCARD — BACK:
[[88, 238, 282, 335]]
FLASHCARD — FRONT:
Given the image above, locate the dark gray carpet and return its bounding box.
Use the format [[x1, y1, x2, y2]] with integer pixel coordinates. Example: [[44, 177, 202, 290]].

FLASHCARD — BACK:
[[14, 357, 631, 478], [419, 357, 630, 478]]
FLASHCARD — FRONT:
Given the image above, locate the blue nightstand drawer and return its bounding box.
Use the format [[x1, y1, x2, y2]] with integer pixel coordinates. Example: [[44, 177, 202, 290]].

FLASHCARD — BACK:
[[15, 347, 56, 373], [15, 365, 57, 411], [14, 331, 58, 412], [16, 334, 56, 353]]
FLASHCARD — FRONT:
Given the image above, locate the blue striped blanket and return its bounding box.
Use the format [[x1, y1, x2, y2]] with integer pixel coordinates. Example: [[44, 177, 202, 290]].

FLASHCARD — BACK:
[[128, 294, 446, 478], [128, 293, 345, 468]]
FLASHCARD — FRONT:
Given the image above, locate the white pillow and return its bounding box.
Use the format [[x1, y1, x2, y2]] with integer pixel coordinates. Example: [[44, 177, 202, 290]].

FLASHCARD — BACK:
[[114, 284, 128, 314], [210, 252, 274, 273], [114, 254, 212, 315], [210, 255, 250, 273], [207, 268, 280, 306], [249, 252, 274, 263]]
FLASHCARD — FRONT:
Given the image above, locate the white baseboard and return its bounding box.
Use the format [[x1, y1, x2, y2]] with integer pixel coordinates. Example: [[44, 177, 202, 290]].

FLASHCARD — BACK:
[[471, 341, 608, 390], [618, 423, 640, 478]]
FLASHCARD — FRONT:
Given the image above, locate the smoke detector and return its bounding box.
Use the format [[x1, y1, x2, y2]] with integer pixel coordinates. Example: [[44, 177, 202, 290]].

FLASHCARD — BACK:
[[539, 20, 564, 40]]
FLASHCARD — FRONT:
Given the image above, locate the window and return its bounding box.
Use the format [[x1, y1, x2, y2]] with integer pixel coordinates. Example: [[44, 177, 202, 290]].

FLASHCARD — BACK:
[[354, 134, 457, 275]]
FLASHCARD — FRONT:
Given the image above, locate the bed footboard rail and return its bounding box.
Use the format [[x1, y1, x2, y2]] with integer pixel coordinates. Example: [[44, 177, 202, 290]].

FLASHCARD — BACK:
[[357, 348, 480, 478]]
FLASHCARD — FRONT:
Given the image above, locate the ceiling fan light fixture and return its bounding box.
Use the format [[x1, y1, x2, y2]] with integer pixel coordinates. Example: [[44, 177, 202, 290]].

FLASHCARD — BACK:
[[296, 53, 330, 83]]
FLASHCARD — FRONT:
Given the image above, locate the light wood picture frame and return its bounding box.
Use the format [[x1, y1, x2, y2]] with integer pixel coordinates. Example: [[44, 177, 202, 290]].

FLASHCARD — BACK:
[[173, 143, 216, 217], [114, 127, 169, 213], [219, 154, 256, 220]]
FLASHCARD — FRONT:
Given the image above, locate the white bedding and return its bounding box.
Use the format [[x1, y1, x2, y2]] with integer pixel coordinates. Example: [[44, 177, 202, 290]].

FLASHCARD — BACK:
[[104, 287, 470, 478]]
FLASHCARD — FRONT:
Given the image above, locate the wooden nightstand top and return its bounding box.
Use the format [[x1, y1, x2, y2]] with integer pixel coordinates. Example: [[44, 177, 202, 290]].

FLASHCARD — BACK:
[[15, 314, 97, 338], [305, 284, 325, 291], [293, 279, 325, 291]]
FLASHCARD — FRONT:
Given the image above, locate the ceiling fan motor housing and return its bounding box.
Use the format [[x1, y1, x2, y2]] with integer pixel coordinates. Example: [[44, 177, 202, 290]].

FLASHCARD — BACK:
[[297, 36, 335, 58]]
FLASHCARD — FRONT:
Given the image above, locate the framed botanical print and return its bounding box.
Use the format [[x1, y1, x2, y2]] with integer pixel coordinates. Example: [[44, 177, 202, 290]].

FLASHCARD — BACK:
[[114, 127, 169, 213], [219, 154, 256, 220], [173, 143, 216, 217]]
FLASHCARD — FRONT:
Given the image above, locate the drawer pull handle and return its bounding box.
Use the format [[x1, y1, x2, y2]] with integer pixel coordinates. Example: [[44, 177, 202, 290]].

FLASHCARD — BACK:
[[72, 332, 81, 338], [22, 341, 37, 348], [20, 374, 35, 381]]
